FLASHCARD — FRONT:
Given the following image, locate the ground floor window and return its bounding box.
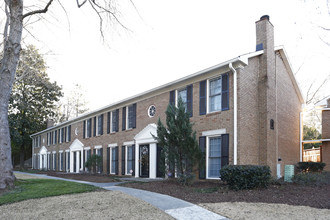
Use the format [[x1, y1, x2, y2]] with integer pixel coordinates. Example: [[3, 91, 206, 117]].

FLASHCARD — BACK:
[[126, 145, 134, 175], [110, 147, 118, 174], [208, 136, 221, 178]]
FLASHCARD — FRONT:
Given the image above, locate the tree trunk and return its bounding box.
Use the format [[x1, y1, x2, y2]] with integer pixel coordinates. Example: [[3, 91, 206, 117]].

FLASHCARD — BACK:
[[0, 0, 24, 189]]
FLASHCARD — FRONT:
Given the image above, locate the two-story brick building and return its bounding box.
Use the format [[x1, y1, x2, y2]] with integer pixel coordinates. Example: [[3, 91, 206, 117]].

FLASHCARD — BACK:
[[31, 15, 304, 179]]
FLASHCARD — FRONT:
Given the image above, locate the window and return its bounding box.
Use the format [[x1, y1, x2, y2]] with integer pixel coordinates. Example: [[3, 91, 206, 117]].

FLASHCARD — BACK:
[[127, 105, 134, 129], [94, 114, 103, 136], [54, 130, 57, 145], [122, 104, 136, 131], [208, 136, 221, 178], [178, 88, 188, 110], [199, 73, 229, 115], [111, 110, 119, 133], [84, 118, 92, 138], [65, 125, 71, 142], [110, 147, 118, 174], [170, 84, 193, 117], [126, 146, 134, 175], [209, 77, 222, 112]]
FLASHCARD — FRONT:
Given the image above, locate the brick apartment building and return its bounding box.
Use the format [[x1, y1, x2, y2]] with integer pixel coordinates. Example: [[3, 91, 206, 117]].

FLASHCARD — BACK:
[[31, 16, 304, 179]]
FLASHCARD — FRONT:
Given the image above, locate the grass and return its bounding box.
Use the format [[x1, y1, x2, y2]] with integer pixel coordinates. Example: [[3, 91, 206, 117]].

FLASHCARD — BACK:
[[0, 179, 99, 206], [194, 187, 218, 193]]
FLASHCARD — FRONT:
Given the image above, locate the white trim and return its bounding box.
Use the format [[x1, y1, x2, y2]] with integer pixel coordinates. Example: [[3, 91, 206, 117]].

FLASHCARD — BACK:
[[229, 63, 237, 165], [52, 151, 56, 154], [65, 149, 70, 152], [94, 145, 102, 149], [205, 135, 222, 180], [109, 146, 117, 175], [84, 147, 91, 150], [59, 150, 63, 153], [125, 145, 134, 175], [123, 141, 134, 146], [47, 152, 51, 154], [108, 143, 118, 147], [202, 129, 226, 137]]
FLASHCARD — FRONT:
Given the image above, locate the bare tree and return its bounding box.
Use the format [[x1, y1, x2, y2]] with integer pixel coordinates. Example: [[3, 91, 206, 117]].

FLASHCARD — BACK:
[[0, 0, 132, 190]]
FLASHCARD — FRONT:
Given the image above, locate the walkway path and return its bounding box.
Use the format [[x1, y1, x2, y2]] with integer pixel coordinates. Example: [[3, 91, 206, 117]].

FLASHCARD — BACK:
[[14, 171, 228, 220]]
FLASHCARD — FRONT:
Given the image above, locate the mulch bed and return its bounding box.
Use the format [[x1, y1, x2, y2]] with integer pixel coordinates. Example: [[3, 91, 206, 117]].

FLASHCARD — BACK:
[[122, 179, 330, 209], [25, 171, 122, 183]]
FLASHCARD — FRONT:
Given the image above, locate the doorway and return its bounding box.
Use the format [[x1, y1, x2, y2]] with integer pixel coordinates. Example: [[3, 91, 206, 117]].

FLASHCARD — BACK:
[[139, 144, 149, 177]]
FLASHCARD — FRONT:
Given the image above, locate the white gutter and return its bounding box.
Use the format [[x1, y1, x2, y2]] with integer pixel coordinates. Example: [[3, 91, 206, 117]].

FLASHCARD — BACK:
[[229, 63, 237, 165]]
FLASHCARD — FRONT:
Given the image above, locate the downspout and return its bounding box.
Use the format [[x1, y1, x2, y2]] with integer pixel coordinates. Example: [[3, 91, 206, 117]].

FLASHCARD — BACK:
[[229, 63, 237, 165], [299, 111, 303, 162]]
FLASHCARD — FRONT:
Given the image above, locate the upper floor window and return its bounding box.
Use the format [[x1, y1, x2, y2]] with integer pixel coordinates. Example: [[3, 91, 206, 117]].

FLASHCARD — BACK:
[[111, 110, 119, 133], [83, 118, 92, 138], [178, 88, 188, 110], [95, 115, 103, 136], [169, 84, 193, 117], [209, 77, 222, 112], [122, 104, 136, 131], [199, 72, 229, 115]]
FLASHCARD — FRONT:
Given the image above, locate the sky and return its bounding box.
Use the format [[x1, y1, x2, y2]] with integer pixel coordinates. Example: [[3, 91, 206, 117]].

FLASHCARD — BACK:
[[25, 0, 330, 112]]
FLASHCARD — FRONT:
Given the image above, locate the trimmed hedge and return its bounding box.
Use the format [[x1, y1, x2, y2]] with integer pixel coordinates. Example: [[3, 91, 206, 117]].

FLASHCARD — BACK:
[[296, 162, 326, 173], [220, 165, 271, 190]]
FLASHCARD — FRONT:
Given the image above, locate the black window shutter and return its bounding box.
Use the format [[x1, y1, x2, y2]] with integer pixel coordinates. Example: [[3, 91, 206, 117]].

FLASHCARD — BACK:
[[132, 145, 135, 176], [221, 133, 229, 167], [83, 121, 86, 139], [187, 84, 193, 117], [93, 117, 96, 136], [58, 129, 60, 143], [122, 107, 126, 131], [116, 109, 119, 132], [200, 80, 207, 115], [55, 131, 57, 144], [115, 147, 119, 175], [122, 146, 125, 175], [100, 148, 103, 173], [107, 147, 110, 175], [132, 103, 137, 129], [88, 118, 92, 137], [68, 125, 71, 142], [169, 90, 176, 106], [222, 72, 229, 111], [100, 114, 104, 135], [199, 136, 206, 179], [55, 153, 57, 171], [64, 127, 67, 142], [93, 148, 96, 156], [107, 112, 110, 134], [47, 133, 49, 145]]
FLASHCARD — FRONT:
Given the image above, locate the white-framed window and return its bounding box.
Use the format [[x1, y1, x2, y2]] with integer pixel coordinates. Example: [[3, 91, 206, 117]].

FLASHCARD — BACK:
[[52, 152, 56, 171], [127, 105, 134, 129], [208, 76, 222, 113], [207, 136, 221, 178], [59, 152, 63, 171], [96, 115, 103, 136], [84, 118, 92, 138], [177, 88, 188, 110], [126, 145, 134, 175], [111, 110, 118, 133], [110, 147, 118, 174]]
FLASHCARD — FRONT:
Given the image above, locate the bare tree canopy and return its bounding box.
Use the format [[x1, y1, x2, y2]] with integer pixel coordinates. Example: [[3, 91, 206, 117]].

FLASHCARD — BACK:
[[0, 0, 133, 190]]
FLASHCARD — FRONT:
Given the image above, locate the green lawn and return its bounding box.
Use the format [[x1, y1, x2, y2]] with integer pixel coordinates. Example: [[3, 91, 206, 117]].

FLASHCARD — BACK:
[[0, 179, 99, 206]]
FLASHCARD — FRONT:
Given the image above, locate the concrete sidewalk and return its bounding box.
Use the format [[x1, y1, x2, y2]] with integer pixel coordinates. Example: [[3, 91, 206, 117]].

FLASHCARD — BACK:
[[14, 171, 228, 220]]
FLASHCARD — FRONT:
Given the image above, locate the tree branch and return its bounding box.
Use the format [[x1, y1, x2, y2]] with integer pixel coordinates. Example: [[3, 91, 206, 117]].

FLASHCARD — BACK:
[[22, 0, 54, 20], [77, 0, 88, 8]]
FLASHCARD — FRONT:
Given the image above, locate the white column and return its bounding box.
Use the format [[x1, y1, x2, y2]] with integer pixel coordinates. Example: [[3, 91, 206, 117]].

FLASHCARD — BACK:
[[70, 151, 74, 173], [135, 144, 139, 178], [81, 149, 84, 172], [149, 143, 157, 179], [76, 151, 80, 173]]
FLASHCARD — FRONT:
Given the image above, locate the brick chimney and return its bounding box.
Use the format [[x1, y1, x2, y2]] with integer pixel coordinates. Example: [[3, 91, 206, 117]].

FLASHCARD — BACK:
[[327, 98, 330, 108], [46, 119, 54, 128], [256, 15, 277, 175]]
